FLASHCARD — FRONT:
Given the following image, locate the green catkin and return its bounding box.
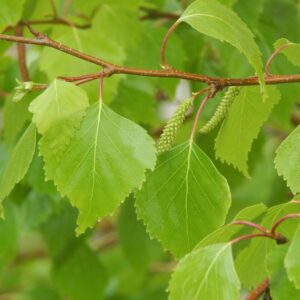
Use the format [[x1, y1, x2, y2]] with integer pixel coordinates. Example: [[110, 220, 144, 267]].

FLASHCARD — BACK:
[[199, 86, 241, 134], [157, 97, 193, 154]]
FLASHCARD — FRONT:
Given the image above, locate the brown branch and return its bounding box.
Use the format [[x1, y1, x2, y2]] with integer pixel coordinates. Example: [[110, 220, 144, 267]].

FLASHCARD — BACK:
[[15, 26, 30, 81], [1, 30, 300, 90], [246, 279, 270, 300]]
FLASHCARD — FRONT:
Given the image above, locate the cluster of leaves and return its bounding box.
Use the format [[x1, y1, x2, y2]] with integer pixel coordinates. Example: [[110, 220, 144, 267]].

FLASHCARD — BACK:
[[0, 0, 300, 299]]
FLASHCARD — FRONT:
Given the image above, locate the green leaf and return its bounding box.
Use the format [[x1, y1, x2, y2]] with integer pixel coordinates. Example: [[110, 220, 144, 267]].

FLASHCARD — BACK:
[[136, 142, 231, 258], [274, 38, 300, 68], [3, 94, 32, 151], [178, 0, 264, 93], [0, 123, 36, 216], [0, 203, 18, 270], [38, 26, 125, 101], [29, 80, 89, 135], [235, 201, 300, 288], [196, 203, 267, 248], [267, 245, 300, 300], [0, 0, 26, 32], [285, 223, 300, 289], [118, 196, 162, 272], [42, 103, 156, 235], [275, 125, 300, 195], [215, 86, 280, 176], [53, 244, 107, 300], [169, 243, 240, 300]]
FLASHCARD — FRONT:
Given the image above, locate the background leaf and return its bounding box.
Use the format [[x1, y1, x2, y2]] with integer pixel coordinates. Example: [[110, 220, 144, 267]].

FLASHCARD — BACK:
[[275, 125, 300, 195], [267, 245, 300, 300], [215, 85, 280, 176], [274, 38, 300, 68], [0, 123, 36, 216], [285, 223, 300, 289], [179, 0, 264, 91]]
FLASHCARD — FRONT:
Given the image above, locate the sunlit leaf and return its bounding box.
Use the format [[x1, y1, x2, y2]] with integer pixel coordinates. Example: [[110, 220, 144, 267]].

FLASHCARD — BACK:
[[169, 243, 240, 300], [136, 142, 231, 257], [42, 103, 156, 234]]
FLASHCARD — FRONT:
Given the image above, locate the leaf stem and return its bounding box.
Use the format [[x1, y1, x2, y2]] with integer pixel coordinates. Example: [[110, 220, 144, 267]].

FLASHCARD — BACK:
[[99, 77, 104, 104], [231, 220, 269, 234], [271, 213, 300, 236], [265, 43, 291, 77], [230, 233, 273, 245], [190, 86, 218, 142], [160, 21, 180, 69]]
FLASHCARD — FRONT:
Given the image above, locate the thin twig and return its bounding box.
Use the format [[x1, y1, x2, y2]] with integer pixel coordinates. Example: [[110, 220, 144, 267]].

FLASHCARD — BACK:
[[271, 213, 300, 236], [265, 43, 291, 77], [99, 77, 104, 104], [160, 21, 180, 69], [231, 220, 269, 234], [190, 86, 218, 142], [246, 279, 270, 300], [1, 30, 300, 89], [15, 26, 30, 81], [230, 233, 273, 245]]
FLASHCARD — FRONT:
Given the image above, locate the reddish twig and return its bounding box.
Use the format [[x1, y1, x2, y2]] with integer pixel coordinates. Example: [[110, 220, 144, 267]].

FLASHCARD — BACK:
[[190, 85, 218, 141], [230, 233, 273, 245], [0, 29, 300, 89], [15, 26, 30, 81], [99, 77, 104, 104], [160, 21, 180, 69], [231, 220, 269, 234], [271, 213, 300, 236], [246, 279, 270, 300], [265, 43, 291, 77]]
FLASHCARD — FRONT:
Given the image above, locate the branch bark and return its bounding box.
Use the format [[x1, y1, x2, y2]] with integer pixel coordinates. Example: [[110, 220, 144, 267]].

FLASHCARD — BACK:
[[15, 26, 30, 81], [0, 30, 300, 89], [246, 279, 270, 300]]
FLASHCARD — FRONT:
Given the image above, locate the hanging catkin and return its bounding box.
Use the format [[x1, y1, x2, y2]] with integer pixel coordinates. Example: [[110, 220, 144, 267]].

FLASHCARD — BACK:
[[157, 97, 193, 154], [199, 87, 240, 134]]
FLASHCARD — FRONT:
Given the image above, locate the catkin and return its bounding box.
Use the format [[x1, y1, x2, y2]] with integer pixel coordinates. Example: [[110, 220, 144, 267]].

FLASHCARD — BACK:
[[199, 86, 240, 134], [157, 97, 193, 154]]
